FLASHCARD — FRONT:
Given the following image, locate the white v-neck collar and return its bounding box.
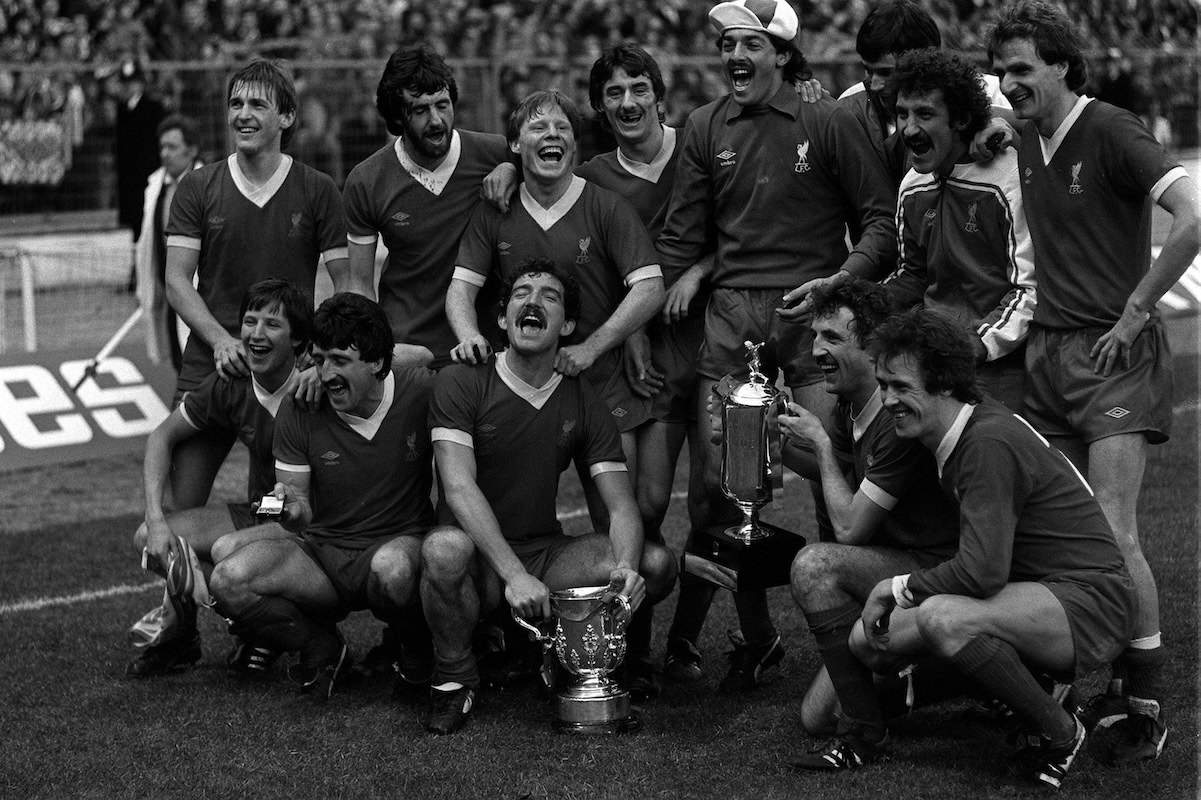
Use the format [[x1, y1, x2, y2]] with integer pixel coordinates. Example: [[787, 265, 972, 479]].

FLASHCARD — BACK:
[[935, 402, 976, 477], [616, 126, 676, 183], [495, 350, 562, 409], [520, 175, 586, 231], [252, 367, 300, 418], [395, 130, 462, 195], [1039, 95, 1092, 163], [850, 388, 882, 443], [228, 154, 292, 207], [335, 371, 395, 440]]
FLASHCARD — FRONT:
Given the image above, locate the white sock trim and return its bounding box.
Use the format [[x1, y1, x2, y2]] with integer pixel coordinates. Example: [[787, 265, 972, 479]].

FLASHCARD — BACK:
[[432, 681, 464, 692], [1129, 633, 1162, 650]]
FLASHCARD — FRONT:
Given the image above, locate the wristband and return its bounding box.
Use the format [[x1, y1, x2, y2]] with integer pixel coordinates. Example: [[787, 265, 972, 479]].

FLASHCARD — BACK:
[[891, 573, 916, 609]]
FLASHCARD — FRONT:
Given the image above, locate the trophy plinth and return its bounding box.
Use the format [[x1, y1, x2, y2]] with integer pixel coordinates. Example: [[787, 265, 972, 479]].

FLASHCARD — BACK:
[[514, 583, 640, 734]]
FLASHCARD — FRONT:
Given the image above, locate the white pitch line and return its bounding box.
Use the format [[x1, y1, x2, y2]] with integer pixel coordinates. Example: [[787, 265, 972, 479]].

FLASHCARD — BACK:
[[0, 581, 160, 615], [4, 401, 1198, 616]]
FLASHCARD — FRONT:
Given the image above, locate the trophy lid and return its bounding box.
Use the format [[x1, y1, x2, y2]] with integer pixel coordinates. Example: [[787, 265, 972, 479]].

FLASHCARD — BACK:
[[728, 378, 778, 406]]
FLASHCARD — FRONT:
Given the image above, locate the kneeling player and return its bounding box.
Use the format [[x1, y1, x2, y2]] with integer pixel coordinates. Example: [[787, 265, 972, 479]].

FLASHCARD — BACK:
[[420, 262, 677, 734], [209, 293, 436, 699], [126, 279, 312, 678], [851, 310, 1135, 789]]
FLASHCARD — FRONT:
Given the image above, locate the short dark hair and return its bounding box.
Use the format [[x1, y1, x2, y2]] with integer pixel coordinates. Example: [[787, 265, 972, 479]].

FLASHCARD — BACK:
[[987, 0, 1088, 92], [227, 59, 298, 147], [506, 89, 582, 146], [376, 44, 459, 137], [809, 277, 895, 347], [870, 309, 982, 403], [856, 0, 941, 63], [155, 113, 200, 147], [312, 293, 393, 379], [499, 258, 582, 324], [588, 44, 666, 120], [891, 48, 991, 141], [714, 31, 811, 85], [239, 279, 314, 356]]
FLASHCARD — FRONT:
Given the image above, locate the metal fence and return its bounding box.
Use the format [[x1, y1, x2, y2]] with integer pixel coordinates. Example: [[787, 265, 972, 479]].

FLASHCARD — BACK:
[[1, 49, 1196, 221]]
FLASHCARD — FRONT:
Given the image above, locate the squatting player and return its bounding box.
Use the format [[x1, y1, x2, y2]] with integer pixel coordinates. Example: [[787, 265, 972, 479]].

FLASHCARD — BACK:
[[991, 0, 1200, 760], [164, 58, 348, 509], [854, 310, 1135, 790], [421, 262, 676, 734], [209, 293, 435, 699], [125, 279, 312, 678], [342, 44, 510, 367]]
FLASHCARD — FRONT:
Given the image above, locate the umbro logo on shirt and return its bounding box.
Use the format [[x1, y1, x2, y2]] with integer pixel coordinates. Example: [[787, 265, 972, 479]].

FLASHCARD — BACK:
[[391, 211, 411, 226], [717, 150, 736, 166], [498, 242, 511, 256], [320, 450, 340, 465], [208, 215, 226, 228], [1104, 406, 1130, 420]]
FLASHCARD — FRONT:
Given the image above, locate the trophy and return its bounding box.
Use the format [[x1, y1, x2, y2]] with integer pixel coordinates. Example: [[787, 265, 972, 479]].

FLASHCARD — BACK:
[[512, 581, 640, 734], [719, 341, 785, 544]]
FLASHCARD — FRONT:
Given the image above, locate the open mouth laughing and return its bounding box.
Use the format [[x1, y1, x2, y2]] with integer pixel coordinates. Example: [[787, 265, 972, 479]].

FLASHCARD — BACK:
[[517, 305, 547, 334], [728, 63, 754, 93]]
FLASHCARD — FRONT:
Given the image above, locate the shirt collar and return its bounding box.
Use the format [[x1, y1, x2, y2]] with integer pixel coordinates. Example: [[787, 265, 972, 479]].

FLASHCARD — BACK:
[[1039, 95, 1093, 163], [850, 388, 882, 443], [251, 366, 300, 418], [519, 175, 586, 231], [228, 153, 292, 207], [496, 349, 562, 410], [725, 82, 800, 123], [394, 130, 462, 195], [935, 402, 976, 477], [616, 126, 676, 183], [335, 371, 395, 440]]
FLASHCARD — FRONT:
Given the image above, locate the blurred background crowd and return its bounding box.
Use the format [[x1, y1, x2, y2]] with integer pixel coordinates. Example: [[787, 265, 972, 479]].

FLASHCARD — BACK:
[[0, 0, 1196, 214]]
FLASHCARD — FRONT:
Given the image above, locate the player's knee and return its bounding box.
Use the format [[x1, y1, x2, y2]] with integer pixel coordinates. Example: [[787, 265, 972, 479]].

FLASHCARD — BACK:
[[209, 556, 253, 609], [210, 532, 240, 564], [640, 542, 677, 602], [789, 543, 841, 608], [371, 546, 418, 597], [420, 527, 474, 583], [915, 596, 972, 657]]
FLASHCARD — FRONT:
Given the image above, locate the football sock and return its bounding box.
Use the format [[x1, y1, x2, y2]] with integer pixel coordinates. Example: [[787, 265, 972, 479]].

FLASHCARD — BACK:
[[666, 573, 716, 645], [226, 596, 315, 654], [805, 602, 885, 738], [1122, 640, 1167, 712], [734, 588, 775, 646], [626, 603, 654, 662], [951, 634, 1075, 745]]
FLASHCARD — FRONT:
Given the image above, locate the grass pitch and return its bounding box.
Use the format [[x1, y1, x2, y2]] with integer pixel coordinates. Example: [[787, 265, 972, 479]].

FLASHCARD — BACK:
[[1, 352, 1196, 800]]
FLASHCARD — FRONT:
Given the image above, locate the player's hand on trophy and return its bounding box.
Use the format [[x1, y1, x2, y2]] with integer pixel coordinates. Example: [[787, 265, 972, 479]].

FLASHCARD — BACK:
[[481, 161, 519, 213], [778, 401, 827, 448], [451, 334, 492, 365], [555, 341, 599, 376], [624, 331, 663, 398], [609, 566, 646, 612], [507, 572, 552, 620], [860, 578, 898, 651], [213, 333, 250, 379]]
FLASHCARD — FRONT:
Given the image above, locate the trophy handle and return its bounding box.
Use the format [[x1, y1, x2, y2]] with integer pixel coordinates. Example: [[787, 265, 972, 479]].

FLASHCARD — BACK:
[[510, 608, 553, 643], [609, 594, 632, 633]]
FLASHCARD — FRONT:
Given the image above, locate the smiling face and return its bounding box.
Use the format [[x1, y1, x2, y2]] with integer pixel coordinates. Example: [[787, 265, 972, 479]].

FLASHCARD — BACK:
[[312, 343, 383, 416], [512, 103, 576, 187], [499, 271, 575, 356], [812, 306, 877, 405], [400, 86, 455, 167], [897, 88, 967, 177], [875, 352, 950, 445], [719, 29, 785, 107], [992, 37, 1071, 128], [227, 80, 293, 157], [600, 67, 661, 148], [240, 302, 298, 380]]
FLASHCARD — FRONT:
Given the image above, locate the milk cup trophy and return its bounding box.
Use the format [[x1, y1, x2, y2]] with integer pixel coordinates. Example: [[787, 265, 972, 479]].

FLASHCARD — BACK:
[[719, 341, 784, 544], [512, 580, 640, 734]]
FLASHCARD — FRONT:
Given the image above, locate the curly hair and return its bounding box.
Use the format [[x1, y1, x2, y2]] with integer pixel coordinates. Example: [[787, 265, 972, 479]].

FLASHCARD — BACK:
[[375, 44, 459, 137], [891, 47, 992, 142], [808, 277, 896, 347], [499, 258, 582, 325], [987, 0, 1088, 92], [870, 309, 982, 403], [312, 293, 394, 379]]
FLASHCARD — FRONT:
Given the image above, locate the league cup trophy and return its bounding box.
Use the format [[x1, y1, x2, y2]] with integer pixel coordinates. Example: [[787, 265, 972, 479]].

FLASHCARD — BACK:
[[512, 580, 640, 734], [719, 341, 784, 544]]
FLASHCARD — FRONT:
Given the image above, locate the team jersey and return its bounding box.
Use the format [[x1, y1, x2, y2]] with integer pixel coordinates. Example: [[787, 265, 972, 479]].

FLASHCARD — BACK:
[[429, 351, 625, 543], [657, 84, 896, 289], [827, 390, 959, 554], [1017, 97, 1187, 328], [167, 154, 346, 333], [273, 368, 435, 547], [454, 175, 660, 343], [179, 368, 298, 504], [907, 400, 1128, 602], [343, 130, 510, 354], [885, 149, 1036, 361], [576, 127, 679, 245]]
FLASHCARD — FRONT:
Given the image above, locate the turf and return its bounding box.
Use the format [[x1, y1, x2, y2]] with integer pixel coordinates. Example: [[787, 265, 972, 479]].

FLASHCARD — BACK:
[[1, 360, 1196, 800]]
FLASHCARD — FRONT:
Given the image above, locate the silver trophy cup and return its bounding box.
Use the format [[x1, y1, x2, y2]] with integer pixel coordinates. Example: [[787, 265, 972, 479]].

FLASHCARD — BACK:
[[719, 341, 784, 544], [513, 583, 639, 734]]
